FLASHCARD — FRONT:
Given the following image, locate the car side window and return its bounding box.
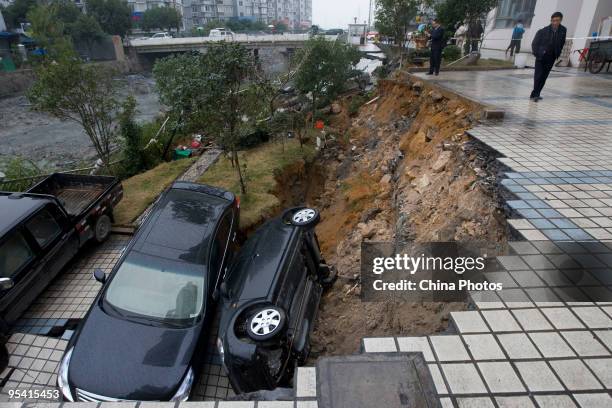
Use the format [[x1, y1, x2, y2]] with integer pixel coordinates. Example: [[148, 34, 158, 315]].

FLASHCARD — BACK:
[[25, 209, 62, 248], [0, 232, 35, 278], [210, 212, 233, 276]]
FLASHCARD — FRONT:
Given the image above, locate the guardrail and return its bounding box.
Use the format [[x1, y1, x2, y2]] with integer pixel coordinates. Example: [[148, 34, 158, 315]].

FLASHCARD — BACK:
[[129, 34, 339, 48]]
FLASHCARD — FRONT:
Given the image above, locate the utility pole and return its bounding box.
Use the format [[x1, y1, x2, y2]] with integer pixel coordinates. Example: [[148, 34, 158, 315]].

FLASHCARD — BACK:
[[368, 0, 372, 30]]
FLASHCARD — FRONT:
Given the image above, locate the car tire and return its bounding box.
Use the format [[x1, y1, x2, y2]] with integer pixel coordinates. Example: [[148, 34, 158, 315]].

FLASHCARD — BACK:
[[319, 264, 338, 289], [94, 214, 112, 243], [246, 306, 286, 341], [289, 207, 320, 227]]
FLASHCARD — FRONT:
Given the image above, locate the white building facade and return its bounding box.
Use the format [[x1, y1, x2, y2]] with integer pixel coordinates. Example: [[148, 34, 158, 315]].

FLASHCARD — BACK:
[[0, 9, 6, 32], [129, 0, 184, 13], [182, 0, 310, 32], [182, 0, 235, 31], [482, 0, 612, 66]]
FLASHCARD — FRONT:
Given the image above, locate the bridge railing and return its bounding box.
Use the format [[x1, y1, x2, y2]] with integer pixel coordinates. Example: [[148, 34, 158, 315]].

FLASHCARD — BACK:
[[130, 34, 339, 47]]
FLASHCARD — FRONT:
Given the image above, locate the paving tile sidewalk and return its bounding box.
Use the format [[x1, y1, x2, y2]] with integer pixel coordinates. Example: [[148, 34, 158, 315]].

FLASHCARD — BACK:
[[418, 69, 612, 243], [371, 69, 612, 408]]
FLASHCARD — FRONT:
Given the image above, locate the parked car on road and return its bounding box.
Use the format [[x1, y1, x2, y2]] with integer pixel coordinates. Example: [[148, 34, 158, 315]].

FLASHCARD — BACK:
[[0, 174, 122, 333], [150, 32, 172, 39], [325, 29, 345, 36], [209, 28, 235, 40], [58, 182, 239, 402], [217, 207, 336, 393]]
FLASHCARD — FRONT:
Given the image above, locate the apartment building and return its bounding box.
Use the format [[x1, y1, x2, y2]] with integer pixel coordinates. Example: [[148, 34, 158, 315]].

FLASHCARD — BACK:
[[182, 0, 310, 32], [268, 0, 312, 30], [129, 0, 184, 14], [236, 0, 269, 21]]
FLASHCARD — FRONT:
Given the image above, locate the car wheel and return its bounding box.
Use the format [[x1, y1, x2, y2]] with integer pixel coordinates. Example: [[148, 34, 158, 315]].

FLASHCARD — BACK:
[[247, 306, 286, 341], [588, 51, 605, 74], [290, 208, 320, 227], [94, 214, 112, 243]]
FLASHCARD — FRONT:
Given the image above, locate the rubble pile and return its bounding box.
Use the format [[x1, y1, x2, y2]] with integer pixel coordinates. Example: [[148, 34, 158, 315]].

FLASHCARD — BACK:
[[308, 77, 508, 357]]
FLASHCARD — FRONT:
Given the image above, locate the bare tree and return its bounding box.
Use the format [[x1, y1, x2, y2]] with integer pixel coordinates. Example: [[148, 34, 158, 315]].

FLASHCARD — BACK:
[[28, 58, 120, 170]]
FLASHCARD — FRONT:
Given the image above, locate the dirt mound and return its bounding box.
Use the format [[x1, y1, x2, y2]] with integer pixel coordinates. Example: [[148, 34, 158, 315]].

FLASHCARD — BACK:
[[308, 78, 507, 357]]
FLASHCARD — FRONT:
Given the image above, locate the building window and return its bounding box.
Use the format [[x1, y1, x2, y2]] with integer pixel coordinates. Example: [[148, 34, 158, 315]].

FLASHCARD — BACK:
[[495, 0, 536, 29]]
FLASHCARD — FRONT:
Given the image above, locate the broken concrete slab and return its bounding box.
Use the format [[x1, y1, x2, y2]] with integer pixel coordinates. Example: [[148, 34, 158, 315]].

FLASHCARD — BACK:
[[317, 354, 440, 408], [432, 151, 452, 173]]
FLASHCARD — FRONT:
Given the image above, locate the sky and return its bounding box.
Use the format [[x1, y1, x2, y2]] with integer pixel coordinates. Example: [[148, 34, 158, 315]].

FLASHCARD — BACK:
[[313, 0, 374, 30]]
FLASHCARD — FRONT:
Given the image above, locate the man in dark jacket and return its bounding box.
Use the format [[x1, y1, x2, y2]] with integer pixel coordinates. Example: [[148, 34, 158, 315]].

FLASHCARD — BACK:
[[427, 19, 445, 76], [530, 12, 567, 101], [467, 20, 484, 53]]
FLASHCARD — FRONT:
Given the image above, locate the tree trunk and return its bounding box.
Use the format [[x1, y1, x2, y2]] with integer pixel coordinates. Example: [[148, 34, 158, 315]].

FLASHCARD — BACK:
[[162, 117, 182, 161], [233, 149, 247, 194], [311, 93, 317, 128]]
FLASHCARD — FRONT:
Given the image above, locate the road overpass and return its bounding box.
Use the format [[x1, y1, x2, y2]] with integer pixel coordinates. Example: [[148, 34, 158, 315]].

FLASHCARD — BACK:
[[129, 34, 339, 54]]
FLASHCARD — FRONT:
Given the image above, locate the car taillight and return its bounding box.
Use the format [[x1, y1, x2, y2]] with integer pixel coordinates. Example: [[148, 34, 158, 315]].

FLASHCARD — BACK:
[[75, 219, 88, 233], [235, 196, 241, 209]]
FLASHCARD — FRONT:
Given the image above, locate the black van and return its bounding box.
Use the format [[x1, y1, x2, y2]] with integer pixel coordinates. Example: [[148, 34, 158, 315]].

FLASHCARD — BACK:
[[216, 207, 335, 393]]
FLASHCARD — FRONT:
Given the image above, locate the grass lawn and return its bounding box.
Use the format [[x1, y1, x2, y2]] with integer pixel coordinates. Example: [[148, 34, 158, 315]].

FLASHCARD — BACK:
[[199, 139, 316, 229], [113, 158, 196, 226]]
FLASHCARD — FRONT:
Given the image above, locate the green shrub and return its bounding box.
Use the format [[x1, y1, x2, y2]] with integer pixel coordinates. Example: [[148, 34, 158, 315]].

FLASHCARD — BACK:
[[118, 96, 146, 178], [1, 157, 44, 191], [373, 64, 391, 79], [443, 45, 462, 61], [410, 48, 431, 60], [139, 120, 166, 169], [239, 128, 271, 149], [348, 94, 368, 117]]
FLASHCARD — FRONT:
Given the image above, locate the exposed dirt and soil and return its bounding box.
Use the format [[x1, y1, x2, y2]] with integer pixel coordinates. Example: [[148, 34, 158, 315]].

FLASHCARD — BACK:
[[274, 75, 509, 357]]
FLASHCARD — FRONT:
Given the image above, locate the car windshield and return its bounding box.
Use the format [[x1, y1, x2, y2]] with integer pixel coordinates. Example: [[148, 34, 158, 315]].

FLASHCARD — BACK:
[[103, 252, 205, 325]]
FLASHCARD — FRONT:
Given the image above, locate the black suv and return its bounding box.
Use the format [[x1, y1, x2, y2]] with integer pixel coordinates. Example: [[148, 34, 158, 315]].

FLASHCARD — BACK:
[[58, 182, 239, 402], [217, 207, 335, 393]]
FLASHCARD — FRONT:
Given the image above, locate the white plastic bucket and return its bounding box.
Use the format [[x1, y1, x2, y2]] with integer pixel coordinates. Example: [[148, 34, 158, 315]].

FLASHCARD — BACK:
[[514, 53, 527, 68]]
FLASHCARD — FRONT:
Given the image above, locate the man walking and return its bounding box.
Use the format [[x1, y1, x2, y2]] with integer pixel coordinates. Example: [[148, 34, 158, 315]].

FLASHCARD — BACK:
[[427, 19, 445, 76], [506, 20, 525, 57], [530, 12, 567, 101]]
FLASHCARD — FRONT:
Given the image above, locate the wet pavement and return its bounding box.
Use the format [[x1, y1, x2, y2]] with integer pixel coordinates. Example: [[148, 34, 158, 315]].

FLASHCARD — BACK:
[[357, 68, 612, 407], [418, 68, 612, 243]]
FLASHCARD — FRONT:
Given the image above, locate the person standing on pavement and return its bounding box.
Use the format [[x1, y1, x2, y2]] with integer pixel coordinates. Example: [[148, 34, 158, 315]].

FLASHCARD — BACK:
[[530, 12, 567, 101], [455, 22, 468, 54], [506, 20, 525, 57], [467, 20, 484, 53], [427, 19, 445, 76]]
